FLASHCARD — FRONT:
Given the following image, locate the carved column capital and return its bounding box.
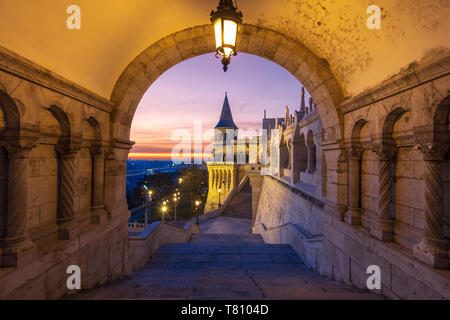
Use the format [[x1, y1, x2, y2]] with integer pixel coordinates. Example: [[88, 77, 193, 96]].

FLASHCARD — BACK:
[[371, 143, 397, 161], [90, 145, 105, 158], [0, 138, 37, 157], [348, 147, 363, 160], [55, 143, 81, 158], [415, 142, 448, 161]]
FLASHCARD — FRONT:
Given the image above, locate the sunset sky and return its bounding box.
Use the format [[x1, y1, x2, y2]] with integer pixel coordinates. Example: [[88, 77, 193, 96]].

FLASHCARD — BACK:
[[129, 53, 309, 160]]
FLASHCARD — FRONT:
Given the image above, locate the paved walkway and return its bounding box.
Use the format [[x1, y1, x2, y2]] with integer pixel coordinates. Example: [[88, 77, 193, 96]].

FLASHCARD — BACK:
[[199, 216, 252, 234], [67, 219, 384, 300]]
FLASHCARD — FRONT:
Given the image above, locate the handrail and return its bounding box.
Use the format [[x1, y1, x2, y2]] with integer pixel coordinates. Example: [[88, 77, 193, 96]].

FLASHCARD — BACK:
[[253, 222, 322, 242]]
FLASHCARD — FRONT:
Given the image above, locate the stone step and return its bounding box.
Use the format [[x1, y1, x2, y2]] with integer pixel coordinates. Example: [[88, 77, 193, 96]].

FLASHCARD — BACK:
[[158, 243, 297, 255], [190, 233, 264, 243], [150, 234, 306, 270], [222, 191, 253, 220], [222, 210, 253, 219], [67, 231, 384, 300]]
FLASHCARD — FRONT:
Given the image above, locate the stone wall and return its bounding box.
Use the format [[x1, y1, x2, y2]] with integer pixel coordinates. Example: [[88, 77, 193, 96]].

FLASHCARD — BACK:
[[253, 175, 324, 269], [320, 211, 450, 299], [0, 47, 132, 299], [128, 221, 200, 272], [321, 52, 450, 298]]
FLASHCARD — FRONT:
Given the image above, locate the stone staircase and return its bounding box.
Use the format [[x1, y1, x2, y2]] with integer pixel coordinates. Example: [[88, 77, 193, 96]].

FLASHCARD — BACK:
[[222, 192, 253, 220], [69, 232, 384, 300]]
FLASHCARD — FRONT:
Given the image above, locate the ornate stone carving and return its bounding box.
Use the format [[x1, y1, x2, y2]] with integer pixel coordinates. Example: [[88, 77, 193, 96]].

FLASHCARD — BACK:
[[55, 143, 80, 237], [348, 147, 363, 160], [90, 145, 105, 158], [415, 142, 448, 161], [346, 147, 363, 225], [372, 143, 397, 162], [423, 158, 443, 240], [59, 155, 76, 221], [55, 143, 80, 159], [413, 141, 449, 269], [90, 145, 106, 224], [0, 139, 37, 242], [1, 138, 37, 158], [370, 142, 396, 241], [376, 157, 392, 221], [0, 137, 38, 267]]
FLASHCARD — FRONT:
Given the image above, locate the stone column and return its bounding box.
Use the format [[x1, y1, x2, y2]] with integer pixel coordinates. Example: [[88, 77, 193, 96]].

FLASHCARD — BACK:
[[90, 146, 106, 224], [345, 148, 362, 225], [413, 145, 449, 269], [56, 144, 80, 240], [1, 138, 37, 267], [371, 145, 396, 241]]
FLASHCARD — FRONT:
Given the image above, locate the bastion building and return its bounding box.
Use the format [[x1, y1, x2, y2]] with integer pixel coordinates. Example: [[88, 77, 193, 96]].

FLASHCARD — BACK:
[[0, 1, 449, 300]]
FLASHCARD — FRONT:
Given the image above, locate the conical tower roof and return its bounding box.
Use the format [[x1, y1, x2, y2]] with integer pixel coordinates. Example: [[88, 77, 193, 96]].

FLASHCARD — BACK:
[[215, 93, 238, 129]]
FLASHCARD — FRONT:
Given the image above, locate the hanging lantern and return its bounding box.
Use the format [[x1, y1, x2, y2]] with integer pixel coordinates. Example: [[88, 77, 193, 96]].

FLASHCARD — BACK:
[[210, 0, 243, 72]]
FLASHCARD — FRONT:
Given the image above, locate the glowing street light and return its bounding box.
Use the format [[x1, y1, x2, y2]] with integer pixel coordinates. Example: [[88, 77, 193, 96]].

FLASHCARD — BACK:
[[195, 200, 201, 225], [161, 206, 168, 221], [173, 195, 181, 221], [210, 0, 243, 72], [218, 188, 222, 208]]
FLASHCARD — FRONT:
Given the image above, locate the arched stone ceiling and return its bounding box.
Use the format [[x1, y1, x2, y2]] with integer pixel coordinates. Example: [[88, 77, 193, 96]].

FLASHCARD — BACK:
[[0, 0, 448, 99]]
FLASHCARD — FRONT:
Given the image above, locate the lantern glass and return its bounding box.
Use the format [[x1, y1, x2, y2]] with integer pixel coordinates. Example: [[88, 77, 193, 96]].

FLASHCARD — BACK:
[[213, 18, 238, 59], [214, 18, 222, 48], [223, 20, 237, 47]]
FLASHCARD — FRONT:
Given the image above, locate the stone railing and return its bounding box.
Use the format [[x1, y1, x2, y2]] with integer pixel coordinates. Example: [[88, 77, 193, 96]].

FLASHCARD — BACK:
[[128, 221, 148, 232], [268, 174, 325, 208], [127, 221, 200, 273]]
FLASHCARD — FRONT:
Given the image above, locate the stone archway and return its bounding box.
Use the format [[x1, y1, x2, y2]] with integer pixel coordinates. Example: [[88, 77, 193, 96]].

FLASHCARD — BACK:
[[110, 24, 344, 145]]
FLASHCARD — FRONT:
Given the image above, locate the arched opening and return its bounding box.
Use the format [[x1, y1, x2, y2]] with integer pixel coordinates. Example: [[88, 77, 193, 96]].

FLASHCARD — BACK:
[[109, 25, 343, 235], [85, 116, 105, 224], [279, 137, 289, 179], [347, 119, 367, 226], [48, 106, 71, 223], [307, 130, 316, 174], [292, 128, 307, 184], [379, 107, 409, 244], [110, 25, 343, 144], [292, 131, 307, 184]]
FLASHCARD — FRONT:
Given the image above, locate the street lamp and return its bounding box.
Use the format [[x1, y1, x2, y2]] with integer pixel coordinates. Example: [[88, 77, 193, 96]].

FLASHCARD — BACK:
[[140, 185, 152, 226], [210, 0, 243, 72], [179, 178, 183, 184], [195, 200, 201, 225], [161, 206, 167, 222], [173, 194, 180, 222], [146, 190, 152, 226], [218, 188, 222, 208]]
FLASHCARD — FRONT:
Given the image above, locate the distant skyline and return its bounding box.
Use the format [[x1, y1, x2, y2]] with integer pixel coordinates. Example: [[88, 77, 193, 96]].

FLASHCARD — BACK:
[[130, 53, 310, 160]]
